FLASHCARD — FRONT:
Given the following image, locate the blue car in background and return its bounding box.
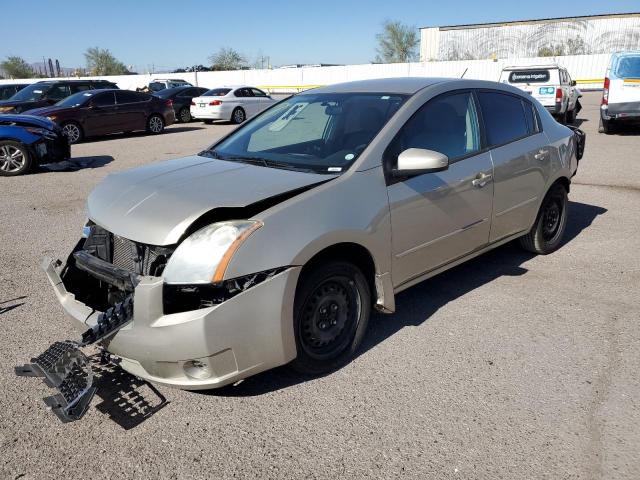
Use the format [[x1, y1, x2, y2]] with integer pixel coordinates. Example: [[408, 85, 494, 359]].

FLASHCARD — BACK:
[[0, 114, 70, 176]]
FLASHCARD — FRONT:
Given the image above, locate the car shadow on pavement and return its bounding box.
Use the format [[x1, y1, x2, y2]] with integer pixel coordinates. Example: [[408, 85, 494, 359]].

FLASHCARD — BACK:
[[85, 126, 205, 144], [39, 155, 114, 173], [202, 201, 607, 398], [91, 356, 169, 430]]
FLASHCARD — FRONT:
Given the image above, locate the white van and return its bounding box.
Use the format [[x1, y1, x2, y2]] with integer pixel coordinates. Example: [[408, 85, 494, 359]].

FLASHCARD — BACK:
[[499, 65, 581, 124], [600, 51, 640, 134]]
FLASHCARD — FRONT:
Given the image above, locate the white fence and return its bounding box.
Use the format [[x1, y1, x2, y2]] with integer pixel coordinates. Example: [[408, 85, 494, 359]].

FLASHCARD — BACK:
[[0, 53, 610, 92]]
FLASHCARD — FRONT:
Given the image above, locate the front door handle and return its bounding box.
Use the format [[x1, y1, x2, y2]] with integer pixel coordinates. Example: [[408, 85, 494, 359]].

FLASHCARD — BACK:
[[534, 149, 548, 160], [472, 172, 492, 188]]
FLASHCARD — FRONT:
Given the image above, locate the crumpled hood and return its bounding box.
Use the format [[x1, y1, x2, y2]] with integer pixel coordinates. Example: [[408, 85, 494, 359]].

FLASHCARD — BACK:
[[88, 155, 335, 245], [0, 114, 58, 130]]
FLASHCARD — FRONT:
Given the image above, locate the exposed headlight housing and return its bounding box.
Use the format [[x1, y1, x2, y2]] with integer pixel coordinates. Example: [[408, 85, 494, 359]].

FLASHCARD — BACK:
[[162, 220, 262, 285], [0, 106, 14, 113]]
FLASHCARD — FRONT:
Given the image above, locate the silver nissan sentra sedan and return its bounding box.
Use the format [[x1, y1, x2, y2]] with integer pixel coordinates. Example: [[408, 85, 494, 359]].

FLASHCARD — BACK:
[[27, 78, 585, 401]]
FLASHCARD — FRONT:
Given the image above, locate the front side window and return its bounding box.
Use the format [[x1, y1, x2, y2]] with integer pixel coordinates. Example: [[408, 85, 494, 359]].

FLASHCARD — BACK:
[[386, 91, 480, 164], [209, 92, 407, 173], [251, 88, 268, 97], [477, 91, 529, 147], [46, 84, 71, 101]]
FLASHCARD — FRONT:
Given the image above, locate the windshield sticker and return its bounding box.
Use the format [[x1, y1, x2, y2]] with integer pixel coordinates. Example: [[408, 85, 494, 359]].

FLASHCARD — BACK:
[[33, 90, 43, 94], [344, 153, 355, 161], [328, 167, 343, 172], [268, 102, 309, 131], [82, 93, 93, 96], [380, 95, 390, 100]]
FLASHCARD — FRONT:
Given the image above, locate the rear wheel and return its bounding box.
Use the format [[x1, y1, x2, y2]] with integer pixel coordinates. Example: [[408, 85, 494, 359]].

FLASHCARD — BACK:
[[290, 261, 371, 375], [61, 121, 83, 144], [0, 141, 32, 176], [599, 117, 614, 134], [178, 107, 191, 123], [231, 107, 246, 124], [147, 114, 165, 134], [519, 183, 568, 254]]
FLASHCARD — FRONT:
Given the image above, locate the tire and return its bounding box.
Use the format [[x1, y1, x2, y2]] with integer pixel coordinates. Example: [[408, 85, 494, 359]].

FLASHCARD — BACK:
[[61, 121, 83, 144], [178, 107, 191, 123], [598, 117, 613, 134], [231, 107, 246, 124], [146, 114, 165, 134], [519, 183, 568, 255], [0, 141, 33, 176], [290, 261, 371, 375]]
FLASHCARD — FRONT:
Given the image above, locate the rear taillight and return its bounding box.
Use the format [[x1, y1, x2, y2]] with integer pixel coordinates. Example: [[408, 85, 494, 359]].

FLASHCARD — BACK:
[[209, 100, 222, 106], [555, 88, 563, 101], [190, 101, 195, 106], [602, 77, 610, 105], [165, 99, 173, 107]]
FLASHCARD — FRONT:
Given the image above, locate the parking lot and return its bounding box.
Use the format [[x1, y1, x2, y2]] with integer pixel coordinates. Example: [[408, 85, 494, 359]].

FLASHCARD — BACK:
[[0, 90, 638, 479]]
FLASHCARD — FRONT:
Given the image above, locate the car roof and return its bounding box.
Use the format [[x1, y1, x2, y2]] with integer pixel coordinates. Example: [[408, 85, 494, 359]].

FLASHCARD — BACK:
[[302, 77, 447, 95], [35, 79, 115, 85], [502, 64, 561, 70]]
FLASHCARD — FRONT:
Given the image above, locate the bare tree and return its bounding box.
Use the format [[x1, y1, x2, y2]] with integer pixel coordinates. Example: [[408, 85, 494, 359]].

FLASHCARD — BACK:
[[84, 47, 129, 75], [0, 56, 35, 79], [208, 47, 248, 71], [375, 20, 419, 63]]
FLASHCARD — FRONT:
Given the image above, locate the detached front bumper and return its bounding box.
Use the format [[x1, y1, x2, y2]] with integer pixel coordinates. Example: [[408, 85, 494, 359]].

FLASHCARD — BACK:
[[43, 257, 300, 390]]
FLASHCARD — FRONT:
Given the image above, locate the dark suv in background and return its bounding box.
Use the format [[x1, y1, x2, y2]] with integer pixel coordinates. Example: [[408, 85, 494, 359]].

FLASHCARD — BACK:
[[0, 83, 30, 100], [25, 89, 176, 143], [0, 79, 118, 114]]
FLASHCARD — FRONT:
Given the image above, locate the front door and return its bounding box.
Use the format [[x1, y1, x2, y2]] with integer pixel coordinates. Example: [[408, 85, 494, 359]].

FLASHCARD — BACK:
[[386, 91, 494, 287], [84, 91, 118, 135]]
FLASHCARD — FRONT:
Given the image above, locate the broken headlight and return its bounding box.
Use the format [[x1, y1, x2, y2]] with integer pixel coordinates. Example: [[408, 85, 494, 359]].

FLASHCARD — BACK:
[[162, 220, 262, 285]]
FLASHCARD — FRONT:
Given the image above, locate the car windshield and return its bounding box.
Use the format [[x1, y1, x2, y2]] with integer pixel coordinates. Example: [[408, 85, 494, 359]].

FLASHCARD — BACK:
[[207, 92, 407, 173], [203, 88, 231, 96], [616, 56, 640, 78], [55, 91, 94, 108], [8, 83, 50, 102]]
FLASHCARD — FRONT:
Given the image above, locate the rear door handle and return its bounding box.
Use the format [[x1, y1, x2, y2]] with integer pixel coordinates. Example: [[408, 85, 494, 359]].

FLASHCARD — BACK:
[[472, 172, 492, 188], [534, 149, 548, 160]]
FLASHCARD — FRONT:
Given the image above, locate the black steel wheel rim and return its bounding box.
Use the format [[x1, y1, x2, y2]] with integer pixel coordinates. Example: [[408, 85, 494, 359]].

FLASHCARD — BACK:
[[299, 276, 361, 360], [542, 198, 562, 241]]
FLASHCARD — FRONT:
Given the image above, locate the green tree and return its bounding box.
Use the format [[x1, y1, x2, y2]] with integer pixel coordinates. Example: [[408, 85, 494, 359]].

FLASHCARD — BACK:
[[538, 44, 565, 57], [0, 56, 35, 79], [375, 20, 419, 63], [84, 47, 129, 75], [208, 47, 248, 71]]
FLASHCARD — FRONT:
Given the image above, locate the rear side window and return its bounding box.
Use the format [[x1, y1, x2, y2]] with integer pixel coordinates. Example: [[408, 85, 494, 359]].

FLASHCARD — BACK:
[[388, 91, 481, 162], [523, 101, 540, 134], [616, 56, 640, 78], [477, 91, 530, 147], [508, 70, 550, 83]]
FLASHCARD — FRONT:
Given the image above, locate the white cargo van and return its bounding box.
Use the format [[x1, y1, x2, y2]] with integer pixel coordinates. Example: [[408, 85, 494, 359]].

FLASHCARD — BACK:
[[600, 51, 640, 134], [499, 65, 581, 124]]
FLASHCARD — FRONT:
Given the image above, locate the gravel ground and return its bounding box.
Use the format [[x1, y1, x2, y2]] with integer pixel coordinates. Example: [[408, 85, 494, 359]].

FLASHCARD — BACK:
[[0, 92, 638, 479]]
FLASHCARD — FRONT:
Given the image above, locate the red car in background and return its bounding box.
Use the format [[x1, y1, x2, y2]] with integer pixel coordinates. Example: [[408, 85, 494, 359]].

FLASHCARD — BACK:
[[25, 89, 175, 144]]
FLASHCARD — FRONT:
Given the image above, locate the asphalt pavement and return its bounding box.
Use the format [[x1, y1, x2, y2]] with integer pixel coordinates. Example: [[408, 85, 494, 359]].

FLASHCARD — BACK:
[[0, 92, 638, 479]]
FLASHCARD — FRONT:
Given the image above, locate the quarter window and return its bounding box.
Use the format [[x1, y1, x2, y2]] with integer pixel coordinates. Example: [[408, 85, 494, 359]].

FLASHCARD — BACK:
[[477, 91, 529, 147], [116, 90, 146, 104], [387, 91, 481, 164]]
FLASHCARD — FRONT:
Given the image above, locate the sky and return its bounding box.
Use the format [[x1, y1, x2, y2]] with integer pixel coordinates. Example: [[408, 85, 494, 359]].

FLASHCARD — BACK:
[[2, 0, 639, 72]]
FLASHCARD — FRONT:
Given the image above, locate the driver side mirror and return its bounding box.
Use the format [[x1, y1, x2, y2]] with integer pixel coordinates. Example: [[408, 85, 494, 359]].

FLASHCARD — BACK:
[[571, 80, 577, 87], [392, 148, 449, 177]]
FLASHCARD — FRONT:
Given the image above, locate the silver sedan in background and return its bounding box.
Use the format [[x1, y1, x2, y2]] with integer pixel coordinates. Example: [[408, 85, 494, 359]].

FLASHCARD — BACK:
[[20, 78, 584, 420]]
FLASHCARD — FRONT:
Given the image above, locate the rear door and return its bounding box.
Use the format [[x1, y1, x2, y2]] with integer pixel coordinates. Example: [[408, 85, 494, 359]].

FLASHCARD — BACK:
[[476, 90, 549, 242], [609, 54, 640, 106], [115, 91, 149, 131], [386, 90, 494, 286], [250, 88, 274, 113], [235, 88, 259, 116]]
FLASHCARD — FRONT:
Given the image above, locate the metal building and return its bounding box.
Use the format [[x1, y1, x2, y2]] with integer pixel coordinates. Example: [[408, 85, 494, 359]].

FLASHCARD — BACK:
[[420, 12, 640, 61]]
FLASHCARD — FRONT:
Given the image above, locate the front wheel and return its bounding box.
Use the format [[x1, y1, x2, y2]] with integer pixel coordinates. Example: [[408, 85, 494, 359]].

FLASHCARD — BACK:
[[519, 183, 568, 254], [146, 114, 165, 134], [61, 121, 83, 144], [0, 141, 32, 176], [290, 261, 371, 375]]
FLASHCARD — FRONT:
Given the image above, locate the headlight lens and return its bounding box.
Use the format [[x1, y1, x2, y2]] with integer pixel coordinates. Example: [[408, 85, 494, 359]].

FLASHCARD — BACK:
[[0, 106, 14, 113], [163, 220, 262, 284]]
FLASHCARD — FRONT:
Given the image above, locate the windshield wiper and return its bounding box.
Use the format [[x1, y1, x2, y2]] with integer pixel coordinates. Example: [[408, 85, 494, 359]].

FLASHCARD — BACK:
[[220, 155, 318, 173]]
